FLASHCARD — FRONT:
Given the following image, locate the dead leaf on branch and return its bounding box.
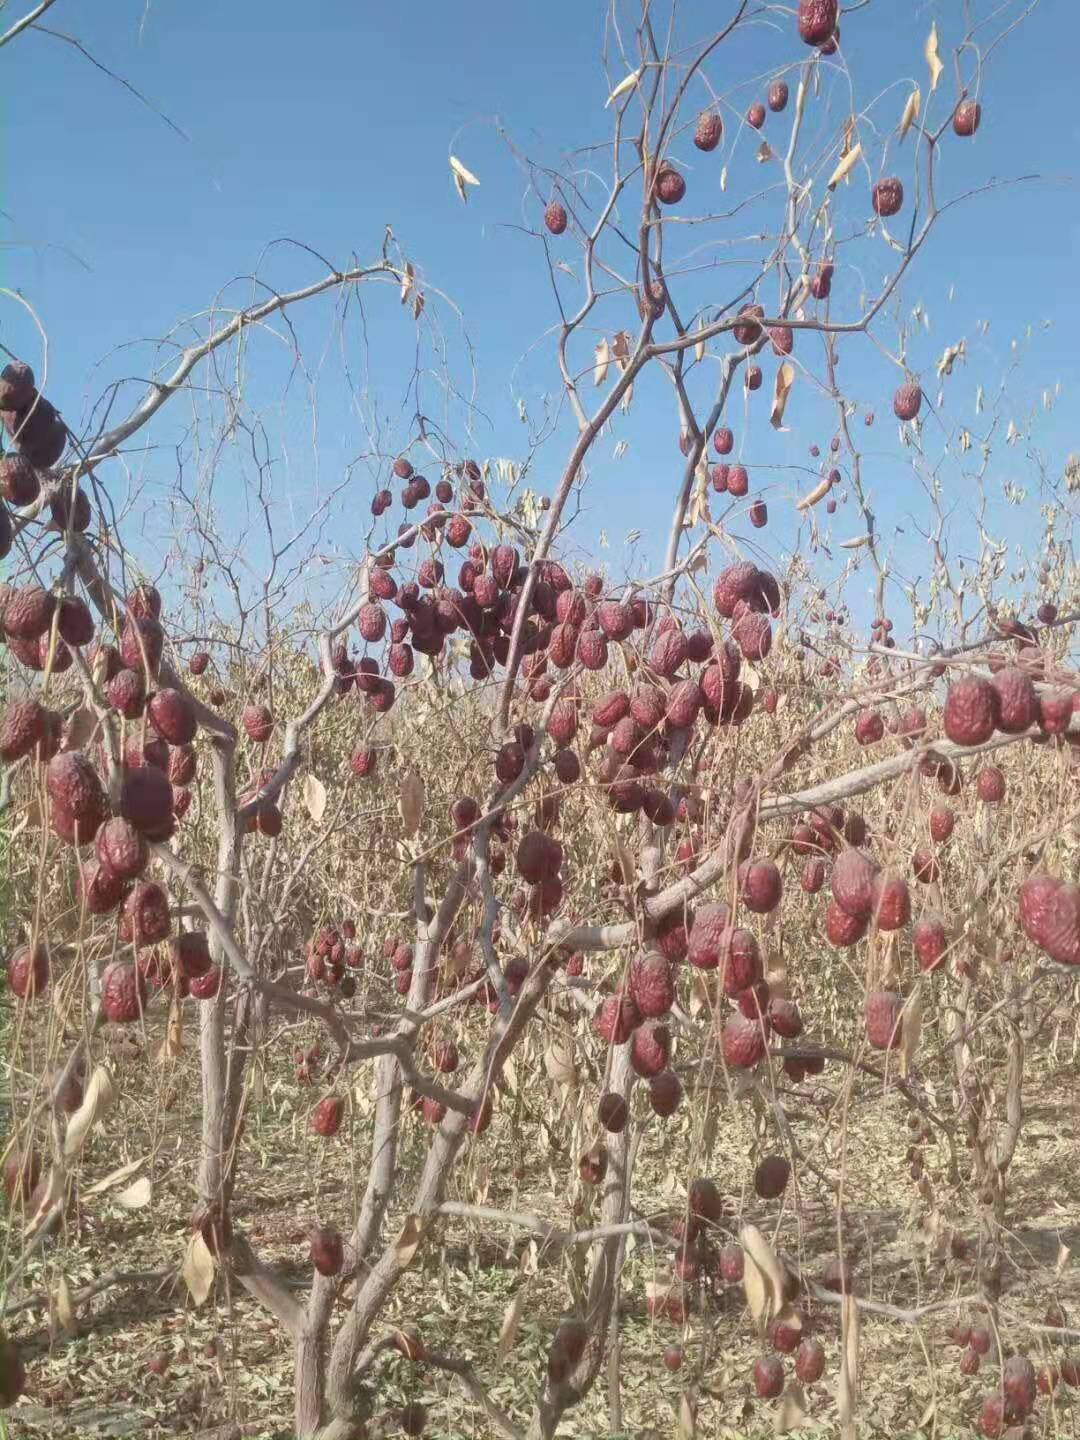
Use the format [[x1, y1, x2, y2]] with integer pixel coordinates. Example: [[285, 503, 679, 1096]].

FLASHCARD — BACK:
[[181, 1232, 216, 1306], [605, 66, 642, 108], [303, 773, 327, 824], [399, 770, 425, 837], [837, 1292, 860, 1428], [770, 362, 795, 429], [393, 1213, 427, 1267], [775, 1382, 808, 1433], [899, 87, 921, 140], [900, 985, 924, 1078], [156, 992, 184, 1061], [449, 155, 480, 204], [64, 1065, 118, 1157], [827, 142, 862, 190], [496, 1288, 528, 1363], [594, 338, 610, 387], [925, 23, 944, 92], [796, 474, 833, 511]]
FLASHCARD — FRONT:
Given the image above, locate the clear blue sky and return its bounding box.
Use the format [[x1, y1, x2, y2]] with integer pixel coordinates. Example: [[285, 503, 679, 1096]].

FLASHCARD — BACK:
[[3, 0, 1077, 636]]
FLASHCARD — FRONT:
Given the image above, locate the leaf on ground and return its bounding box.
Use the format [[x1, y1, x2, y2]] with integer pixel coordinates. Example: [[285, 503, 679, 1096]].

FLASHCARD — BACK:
[[115, 1175, 153, 1210], [84, 1156, 146, 1196]]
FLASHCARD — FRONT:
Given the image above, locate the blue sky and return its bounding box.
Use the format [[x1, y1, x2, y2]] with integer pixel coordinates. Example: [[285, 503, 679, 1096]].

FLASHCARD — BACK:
[[3, 0, 1077, 637]]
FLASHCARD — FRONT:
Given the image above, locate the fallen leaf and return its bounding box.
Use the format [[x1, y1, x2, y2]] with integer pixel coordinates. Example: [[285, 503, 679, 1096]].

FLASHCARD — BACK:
[[899, 87, 921, 140], [770, 361, 796, 429], [544, 1039, 577, 1087], [303, 773, 327, 824], [54, 1274, 77, 1336], [84, 1156, 146, 1197], [115, 1175, 153, 1210], [925, 23, 944, 92], [181, 1232, 216, 1306], [64, 1065, 118, 1157]]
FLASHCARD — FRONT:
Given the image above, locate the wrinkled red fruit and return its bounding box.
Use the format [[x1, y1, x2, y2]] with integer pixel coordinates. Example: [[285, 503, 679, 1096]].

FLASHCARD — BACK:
[[865, 989, 903, 1050], [754, 1354, 784, 1398], [309, 1225, 344, 1276]]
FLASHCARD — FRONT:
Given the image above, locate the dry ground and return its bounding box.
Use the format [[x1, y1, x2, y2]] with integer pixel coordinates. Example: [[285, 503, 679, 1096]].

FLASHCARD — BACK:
[[5, 993, 1080, 1440]]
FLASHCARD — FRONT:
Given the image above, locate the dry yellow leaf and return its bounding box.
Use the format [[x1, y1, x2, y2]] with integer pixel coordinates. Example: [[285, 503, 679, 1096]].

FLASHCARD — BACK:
[[449, 155, 480, 187], [925, 24, 944, 92], [54, 1274, 77, 1337], [776, 1382, 808, 1433], [796, 474, 833, 511], [64, 1065, 117, 1158], [84, 1156, 146, 1197], [899, 87, 921, 140], [827, 142, 862, 190], [605, 67, 642, 108], [303, 773, 327, 824], [399, 770, 425, 837], [181, 1232, 216, 1306], [116, 1175, 153, 1210], [594, 338, 610, 387], [393, 1213, 427, 1268], [770, 361, 796, 429], [837, 1292, 860, 1428], [900, 985, 924, 1078], [544, 1039, 577, 1087], [496, 1288, 527, 1363], [157, 992, 185, 1061]]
